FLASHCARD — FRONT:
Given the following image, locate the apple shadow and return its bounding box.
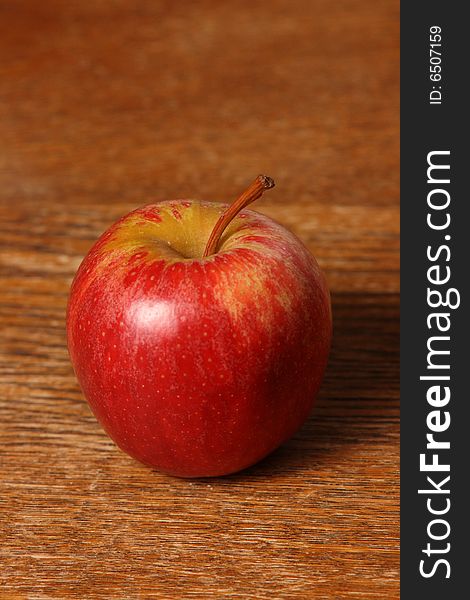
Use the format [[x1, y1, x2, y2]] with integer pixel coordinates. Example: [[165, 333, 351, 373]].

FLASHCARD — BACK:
[[205, 291, 400, 482]]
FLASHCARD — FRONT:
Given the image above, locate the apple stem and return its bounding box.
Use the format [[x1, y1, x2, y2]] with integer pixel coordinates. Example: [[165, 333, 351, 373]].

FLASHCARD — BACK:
[[202, 175, 275, 258]]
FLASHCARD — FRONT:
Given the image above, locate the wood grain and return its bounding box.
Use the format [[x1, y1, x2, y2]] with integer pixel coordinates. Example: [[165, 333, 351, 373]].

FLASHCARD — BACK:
[[0, 1, 399, 598]]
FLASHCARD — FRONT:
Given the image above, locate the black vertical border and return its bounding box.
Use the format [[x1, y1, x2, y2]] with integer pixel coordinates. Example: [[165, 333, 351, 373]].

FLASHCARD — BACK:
[[401, 3, 468, 597]]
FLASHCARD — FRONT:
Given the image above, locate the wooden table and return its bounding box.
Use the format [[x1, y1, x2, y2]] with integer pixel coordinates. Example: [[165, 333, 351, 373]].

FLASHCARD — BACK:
[[0, 1, 399, 598]]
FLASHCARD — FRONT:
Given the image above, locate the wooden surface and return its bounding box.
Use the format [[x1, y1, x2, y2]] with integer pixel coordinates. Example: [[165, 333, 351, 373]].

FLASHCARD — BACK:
[[0, 1, 399, 598]]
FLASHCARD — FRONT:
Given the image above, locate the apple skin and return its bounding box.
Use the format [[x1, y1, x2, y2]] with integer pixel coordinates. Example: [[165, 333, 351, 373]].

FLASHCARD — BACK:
[[66, 200, 332, 477]]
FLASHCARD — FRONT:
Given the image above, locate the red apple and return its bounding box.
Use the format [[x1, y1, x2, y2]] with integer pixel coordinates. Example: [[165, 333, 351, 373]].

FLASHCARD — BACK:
[[66, 176, 331, 477]]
